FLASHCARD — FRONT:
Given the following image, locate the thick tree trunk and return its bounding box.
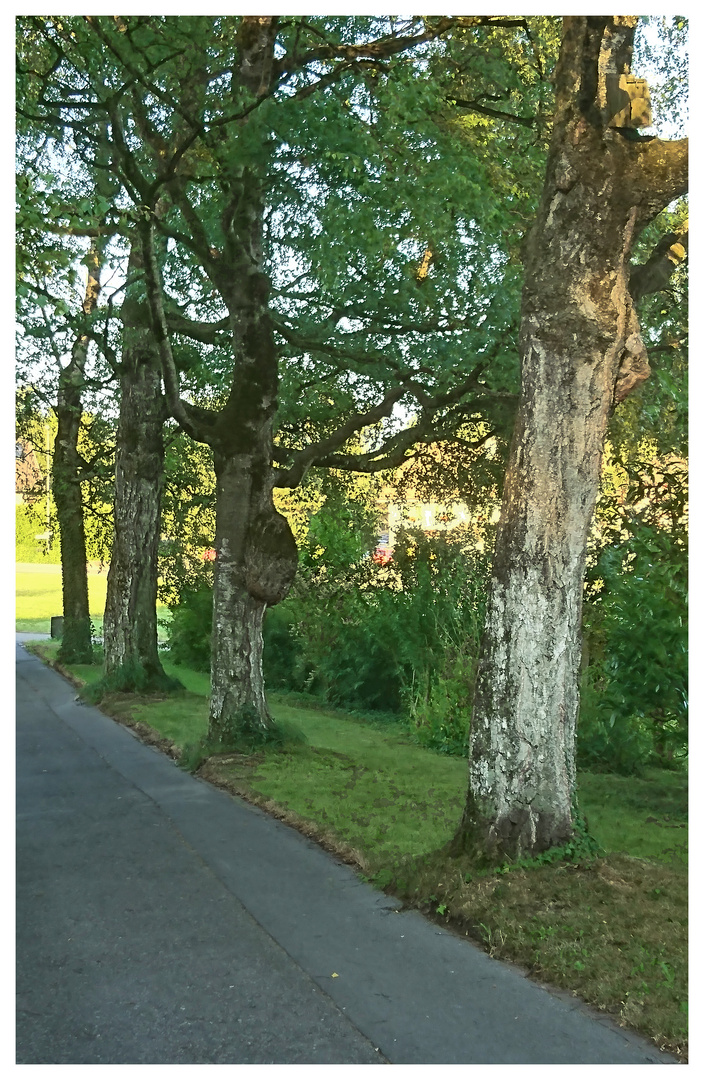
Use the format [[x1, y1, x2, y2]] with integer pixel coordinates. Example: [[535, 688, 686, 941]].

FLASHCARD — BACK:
[[103, 240, 172, 687], [453, 16, 688, 862], [135, 16, 299, 740], [208, 449, 296, 740], [205, 266, 297, 740]]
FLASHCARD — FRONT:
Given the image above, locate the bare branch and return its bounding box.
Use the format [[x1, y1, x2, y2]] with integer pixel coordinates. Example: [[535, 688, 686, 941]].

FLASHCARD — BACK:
[[630, 221, 688, 304], [449, 96, 536, 128]]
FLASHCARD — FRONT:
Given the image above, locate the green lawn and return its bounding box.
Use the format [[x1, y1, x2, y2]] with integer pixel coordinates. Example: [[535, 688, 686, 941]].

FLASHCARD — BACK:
[[15, 566, 169, 637], [15, 568, 109, 635]]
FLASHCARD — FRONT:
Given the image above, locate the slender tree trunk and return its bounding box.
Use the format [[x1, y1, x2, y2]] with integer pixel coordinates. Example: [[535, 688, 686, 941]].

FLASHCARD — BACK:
[[54, 363, 92, 664], [53, 245, 102, 665], [453, 16, 687, 862], [103, 239, 173, 687]]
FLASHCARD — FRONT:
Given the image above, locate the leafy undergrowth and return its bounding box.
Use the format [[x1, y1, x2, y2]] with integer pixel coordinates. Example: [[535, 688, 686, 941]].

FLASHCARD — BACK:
[[24, 639, 687, 1061]]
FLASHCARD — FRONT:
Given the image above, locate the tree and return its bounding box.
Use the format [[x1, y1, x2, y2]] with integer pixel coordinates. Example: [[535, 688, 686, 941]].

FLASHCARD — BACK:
[[17, 21, 181, 687], [78, 14, 527, 742], [452, 16, 687, 862], [18, 15, 530, 716], [16, 91, 117, 660], [52, 239, 104, 664]]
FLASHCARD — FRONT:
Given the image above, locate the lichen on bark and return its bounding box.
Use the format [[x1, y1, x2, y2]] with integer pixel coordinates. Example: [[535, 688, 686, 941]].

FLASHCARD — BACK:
[[453, 15, 688, 863], [103, 237, 175, 690]]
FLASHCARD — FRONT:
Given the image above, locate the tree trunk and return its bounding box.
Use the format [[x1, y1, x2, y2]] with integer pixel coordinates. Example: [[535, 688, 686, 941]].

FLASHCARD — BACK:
[[54, 364, 92, 664], [205, 264, 298, 740], [208, 449, 297, 740], [453, 16, 688, 863], [53, 245, 102, 665], [103, 239, 173, 688]]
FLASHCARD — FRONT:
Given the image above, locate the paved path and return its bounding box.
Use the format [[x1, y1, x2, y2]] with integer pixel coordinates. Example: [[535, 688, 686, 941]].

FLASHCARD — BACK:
[[16, 640, 677, 1065]]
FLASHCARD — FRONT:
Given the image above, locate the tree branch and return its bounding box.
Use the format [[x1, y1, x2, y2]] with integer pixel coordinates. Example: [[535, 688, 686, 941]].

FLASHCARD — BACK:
[[165, 309, 231, 344], [274, 385, 407, 488], [630, 221, 688, 304], [138, 215, 217, 443], [449, 96, 535, 128]]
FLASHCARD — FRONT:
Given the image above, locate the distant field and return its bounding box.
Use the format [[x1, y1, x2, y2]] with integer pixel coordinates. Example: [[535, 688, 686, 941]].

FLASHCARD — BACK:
[[15, 567, 110, 635], [16, 565, 171, 637]]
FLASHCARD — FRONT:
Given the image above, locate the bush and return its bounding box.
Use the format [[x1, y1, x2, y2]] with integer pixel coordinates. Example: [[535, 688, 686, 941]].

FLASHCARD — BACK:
[[408, 640, 476, 755], [262, 604, 311, 693], [580, 515, 687, 773], [298, 590, 407, 712], [167, 587, 212, 672], [15, 503, 61, 563], [577, 668, 656, 775], [282, 523, 489, 735], [164, 507, 491, 752]]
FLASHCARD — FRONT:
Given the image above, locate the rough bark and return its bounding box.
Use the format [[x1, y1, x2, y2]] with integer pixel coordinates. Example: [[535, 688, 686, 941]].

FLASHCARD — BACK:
[[53, 245, 102, 665], [147, 191, 299, 735], [208, 450, 297, 740], [103, 238, 173, 686], [453, 16, 688, 862], [203, 197, 298, 738]]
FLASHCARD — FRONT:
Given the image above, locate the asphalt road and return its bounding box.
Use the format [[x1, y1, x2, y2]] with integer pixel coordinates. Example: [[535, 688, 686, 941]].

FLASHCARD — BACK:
[[16, 640, 677, 1065]]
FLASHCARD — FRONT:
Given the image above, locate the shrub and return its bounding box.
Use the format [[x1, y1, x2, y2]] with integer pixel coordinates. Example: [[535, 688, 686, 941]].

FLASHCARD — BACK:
[[408, 640, 476, 755], [577, 668, 655, 775], [262, 604, 311, 693], [284, 523, 489, 732], [580, 513, 687, 773], [167, 586, 212, 672], [15, 503, 61, 564]]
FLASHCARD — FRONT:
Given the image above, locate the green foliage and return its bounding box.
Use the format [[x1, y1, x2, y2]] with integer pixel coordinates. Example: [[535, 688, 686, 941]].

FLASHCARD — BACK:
[[578, 670, 656, 776], [581, 458, 687, 774], [159, 432, 217, 609], [262, 605, 312, 694], [497, 813, 604, 874], [635, 17, 688, 136], [15, 503, 60, 564], [280, 506, 490, 739], [167, 586, 213, 672], [166, 493, 490, 746], [406, 639, 477, 756]]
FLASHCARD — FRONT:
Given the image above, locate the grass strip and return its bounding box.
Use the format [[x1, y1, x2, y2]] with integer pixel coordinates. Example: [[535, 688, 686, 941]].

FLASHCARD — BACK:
[[23, 639, 687, 1061]]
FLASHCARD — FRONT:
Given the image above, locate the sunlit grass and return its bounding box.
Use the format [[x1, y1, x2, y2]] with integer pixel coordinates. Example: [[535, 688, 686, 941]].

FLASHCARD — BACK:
[[15, 567, 169, 636], [15, 569, 109, 634]]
